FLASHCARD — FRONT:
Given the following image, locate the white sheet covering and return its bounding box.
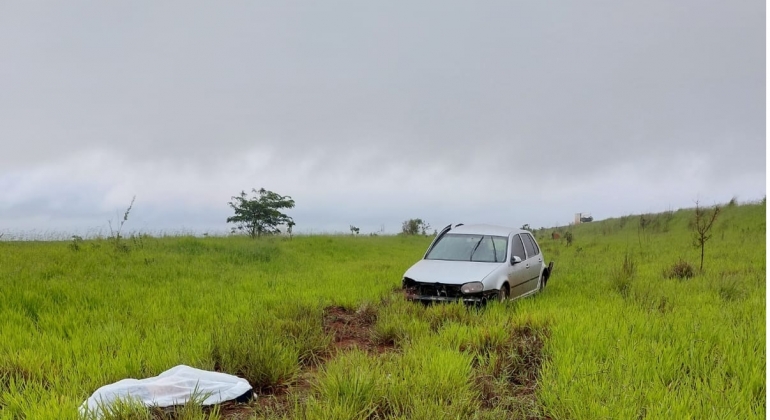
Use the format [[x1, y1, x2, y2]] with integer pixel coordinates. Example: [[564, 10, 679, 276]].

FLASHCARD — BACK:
[[79, 365, 252, 418]]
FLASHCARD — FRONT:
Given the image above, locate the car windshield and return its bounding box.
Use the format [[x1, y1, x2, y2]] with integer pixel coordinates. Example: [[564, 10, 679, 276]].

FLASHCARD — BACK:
[[426, 234, 508, 263]]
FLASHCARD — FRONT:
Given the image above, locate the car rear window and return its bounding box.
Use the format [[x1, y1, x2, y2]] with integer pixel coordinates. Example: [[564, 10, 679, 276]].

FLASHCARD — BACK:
[[526, 233, 540, 255], [521, 233, 536, 258], [522, 233, 539, 257]]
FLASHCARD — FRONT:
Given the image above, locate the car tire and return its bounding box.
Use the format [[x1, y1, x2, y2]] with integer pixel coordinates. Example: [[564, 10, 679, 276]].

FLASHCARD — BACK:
[[498, 283, 510, 301]]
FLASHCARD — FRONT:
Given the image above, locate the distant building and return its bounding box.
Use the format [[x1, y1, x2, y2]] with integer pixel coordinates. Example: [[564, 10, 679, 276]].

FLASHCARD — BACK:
[[574, 213, 593, 224]]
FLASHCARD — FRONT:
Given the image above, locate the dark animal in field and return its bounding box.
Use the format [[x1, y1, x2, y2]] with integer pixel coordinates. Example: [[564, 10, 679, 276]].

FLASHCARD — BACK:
[[551, 231, 560, 240]]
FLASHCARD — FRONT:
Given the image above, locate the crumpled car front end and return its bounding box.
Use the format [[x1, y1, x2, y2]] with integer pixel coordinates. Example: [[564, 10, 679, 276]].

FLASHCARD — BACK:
[[402, 277, 498, 304]]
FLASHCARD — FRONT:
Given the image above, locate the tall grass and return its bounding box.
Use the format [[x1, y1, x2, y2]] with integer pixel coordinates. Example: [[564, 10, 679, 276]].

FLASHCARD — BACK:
[[536, 202, 765, 419], [0, 202, 765, 419]]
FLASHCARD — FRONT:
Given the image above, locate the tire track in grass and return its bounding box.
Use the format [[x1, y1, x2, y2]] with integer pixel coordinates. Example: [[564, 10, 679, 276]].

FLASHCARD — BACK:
[[240, 303, 397, 419], [471, 323, 552, 419]]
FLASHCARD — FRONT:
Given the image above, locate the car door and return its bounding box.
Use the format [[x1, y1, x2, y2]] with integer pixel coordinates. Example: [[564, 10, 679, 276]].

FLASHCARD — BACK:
[[520, 233, 542, 293], [507, 234, 531, 298]]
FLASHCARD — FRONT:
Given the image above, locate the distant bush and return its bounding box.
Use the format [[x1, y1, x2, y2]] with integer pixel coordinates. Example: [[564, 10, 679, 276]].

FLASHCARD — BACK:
[[69, 235, 84, 252], [664, 259, 695, 280], [564, 231, 573, 246], [401, 219, 430, 236], [129, 233, 148, 250]]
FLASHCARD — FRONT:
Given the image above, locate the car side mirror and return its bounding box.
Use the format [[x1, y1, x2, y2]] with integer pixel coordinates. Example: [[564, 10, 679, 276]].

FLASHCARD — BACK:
[[511, 255, 522, 265]]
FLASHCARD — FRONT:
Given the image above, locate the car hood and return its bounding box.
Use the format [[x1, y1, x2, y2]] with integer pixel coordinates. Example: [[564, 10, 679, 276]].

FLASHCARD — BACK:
[[403, 259, 501, 285]]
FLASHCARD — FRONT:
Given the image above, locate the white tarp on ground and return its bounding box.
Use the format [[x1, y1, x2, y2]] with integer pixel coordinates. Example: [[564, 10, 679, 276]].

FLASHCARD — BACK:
[[79, 365, 252, 418]]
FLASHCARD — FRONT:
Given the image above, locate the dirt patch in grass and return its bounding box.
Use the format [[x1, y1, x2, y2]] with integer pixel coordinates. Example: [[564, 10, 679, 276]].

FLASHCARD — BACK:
[[244, 385, 295, 419], [214, 400, 255, 420], [165, 308, 548, 419], [206, 369, 316, 419], [509, 325, 546, 396], [250, 390, 292, 418], [210, 304, 394, 419], [201, 305, 394, 419], [323, 305, 394, 354], [473, 324, 551, 419]]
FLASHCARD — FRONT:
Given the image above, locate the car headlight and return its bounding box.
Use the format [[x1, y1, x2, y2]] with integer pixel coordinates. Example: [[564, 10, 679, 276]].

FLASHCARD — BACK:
[[460, 282, 484, 294]]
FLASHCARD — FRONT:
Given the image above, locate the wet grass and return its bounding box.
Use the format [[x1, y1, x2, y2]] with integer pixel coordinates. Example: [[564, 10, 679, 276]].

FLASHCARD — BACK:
[[0, 202, 765, 419]]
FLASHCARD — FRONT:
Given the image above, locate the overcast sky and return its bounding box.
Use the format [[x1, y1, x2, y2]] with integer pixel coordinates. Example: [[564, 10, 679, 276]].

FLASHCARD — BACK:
[[0, 1, 765, 237]]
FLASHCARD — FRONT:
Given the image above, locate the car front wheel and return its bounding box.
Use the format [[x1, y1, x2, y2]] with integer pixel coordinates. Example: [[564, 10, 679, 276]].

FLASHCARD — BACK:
[[498, 284, 510, 301]]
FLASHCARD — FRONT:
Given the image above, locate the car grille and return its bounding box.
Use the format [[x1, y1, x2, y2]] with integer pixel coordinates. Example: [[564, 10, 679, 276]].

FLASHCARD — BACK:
[[412, 283, 463, 298]]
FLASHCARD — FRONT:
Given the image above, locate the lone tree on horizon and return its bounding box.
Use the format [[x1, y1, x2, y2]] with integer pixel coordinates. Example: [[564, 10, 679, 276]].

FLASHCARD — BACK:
[[227, 188, 295, 238]]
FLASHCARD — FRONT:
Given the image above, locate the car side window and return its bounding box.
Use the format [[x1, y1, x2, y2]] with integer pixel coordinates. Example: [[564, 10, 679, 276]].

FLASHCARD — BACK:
[[510, 235, 526, 261], [523, 234, 540, 256], [521, 233, 536, 258]]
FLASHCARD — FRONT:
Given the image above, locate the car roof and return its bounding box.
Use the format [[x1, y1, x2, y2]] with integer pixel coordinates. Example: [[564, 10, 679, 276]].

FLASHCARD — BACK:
[[448, 224, 526, 237]]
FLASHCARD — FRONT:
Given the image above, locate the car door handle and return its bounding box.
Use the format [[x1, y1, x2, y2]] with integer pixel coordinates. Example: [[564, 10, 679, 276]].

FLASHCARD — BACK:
[[525, 264, 530, 268]]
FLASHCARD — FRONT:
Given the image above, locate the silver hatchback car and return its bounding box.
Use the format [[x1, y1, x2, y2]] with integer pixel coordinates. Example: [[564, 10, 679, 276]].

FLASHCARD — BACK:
[[402, 224, 554, 304]]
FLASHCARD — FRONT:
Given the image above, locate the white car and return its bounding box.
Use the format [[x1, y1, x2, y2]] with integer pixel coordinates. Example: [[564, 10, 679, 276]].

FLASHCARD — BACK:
[[402, 224, 553, 304]]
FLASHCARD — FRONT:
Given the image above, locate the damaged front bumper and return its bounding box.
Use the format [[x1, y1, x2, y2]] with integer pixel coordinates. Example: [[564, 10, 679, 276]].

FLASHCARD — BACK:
[[402, 278, 498, 304], [404, 293, 498, 304]]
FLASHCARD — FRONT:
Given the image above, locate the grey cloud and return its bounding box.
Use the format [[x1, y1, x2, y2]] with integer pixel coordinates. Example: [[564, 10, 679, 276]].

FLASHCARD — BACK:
[[0, 1, 764, 233]]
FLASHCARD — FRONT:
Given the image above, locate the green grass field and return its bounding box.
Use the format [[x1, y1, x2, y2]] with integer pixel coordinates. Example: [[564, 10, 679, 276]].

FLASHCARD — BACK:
[[0, 202, 765, 419]]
